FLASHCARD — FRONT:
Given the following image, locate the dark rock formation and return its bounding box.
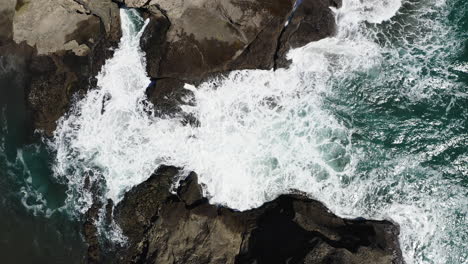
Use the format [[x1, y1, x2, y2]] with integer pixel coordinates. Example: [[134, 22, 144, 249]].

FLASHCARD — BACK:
[[143, 0, 295, 80], [0, 0, 121, 136], [83, 201, 103, 264], [110, 166, 404, 264], [275, 0, 343, 68], [115, 0, 340, 118]]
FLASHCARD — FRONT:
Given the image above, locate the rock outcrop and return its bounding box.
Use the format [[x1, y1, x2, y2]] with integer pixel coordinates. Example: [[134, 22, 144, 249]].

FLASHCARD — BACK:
[[2, 0, 341, 135], [110, 165, 403, 264], [114, 0, 340, 117], [0, 0, 121, 136]]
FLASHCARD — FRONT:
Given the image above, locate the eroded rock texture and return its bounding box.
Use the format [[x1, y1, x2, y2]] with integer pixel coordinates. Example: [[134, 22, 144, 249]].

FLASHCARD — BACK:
[[111, 166, 403, 264], [114, 0, 340, 118], [0, 0, 121, 136]]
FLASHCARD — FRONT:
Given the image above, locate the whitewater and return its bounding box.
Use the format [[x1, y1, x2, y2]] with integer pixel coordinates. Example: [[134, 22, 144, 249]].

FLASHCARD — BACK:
[[50, 0, 467, 263]]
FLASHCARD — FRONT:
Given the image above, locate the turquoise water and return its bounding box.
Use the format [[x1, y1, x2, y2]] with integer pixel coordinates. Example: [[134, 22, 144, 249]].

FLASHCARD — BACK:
[[323, 1, 468, 262], [0, 1, 467, 263]]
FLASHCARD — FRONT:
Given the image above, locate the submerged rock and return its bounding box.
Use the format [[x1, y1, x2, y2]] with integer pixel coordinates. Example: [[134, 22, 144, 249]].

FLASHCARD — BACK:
[[0, 0, 121, 136], [110, 165, 404, 264]]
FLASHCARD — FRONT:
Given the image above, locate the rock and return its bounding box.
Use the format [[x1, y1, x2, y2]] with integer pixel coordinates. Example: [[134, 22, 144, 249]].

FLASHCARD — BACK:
[[275, 0, 342, 68], [111, 166, 404, 264], [0, 41, 35, 148], [132, 0, 339, 118], [176, 172, 205, 206], [75, 0, 122, 42], [114, 166, 178, 241], [0, 0, 16, 44], [82, 173, 117, 264], [83, 201, 103, 264], [13, 0, 97, 55], [141, 0, 295, 81], [0, 0, 121, 136], [145, 77, 195, 120], [120, 0, 148, 8]]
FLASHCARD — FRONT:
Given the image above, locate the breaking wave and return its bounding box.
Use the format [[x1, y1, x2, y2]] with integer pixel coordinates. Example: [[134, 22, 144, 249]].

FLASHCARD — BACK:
[[51, 1, 468, 263]]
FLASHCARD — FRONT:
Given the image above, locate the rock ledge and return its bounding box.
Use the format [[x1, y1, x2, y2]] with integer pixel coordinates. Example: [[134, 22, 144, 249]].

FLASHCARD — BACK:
[[108, 166, 404, 264]]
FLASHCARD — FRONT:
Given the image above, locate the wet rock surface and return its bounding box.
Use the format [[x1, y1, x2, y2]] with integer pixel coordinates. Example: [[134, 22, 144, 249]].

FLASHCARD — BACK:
[[0, 0, 121, 136], [275, 0, 343, 68], [111, 165, 403, 264], [119, 0, 340, 117]]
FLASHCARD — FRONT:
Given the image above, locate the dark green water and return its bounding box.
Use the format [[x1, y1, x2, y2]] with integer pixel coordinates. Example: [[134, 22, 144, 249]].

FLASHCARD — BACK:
[[0, 57, 86, 263], [0, 0, 467, 263]]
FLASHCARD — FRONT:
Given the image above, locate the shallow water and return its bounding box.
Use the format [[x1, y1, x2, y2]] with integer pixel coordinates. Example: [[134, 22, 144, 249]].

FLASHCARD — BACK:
[[1, 0, 467, 263]]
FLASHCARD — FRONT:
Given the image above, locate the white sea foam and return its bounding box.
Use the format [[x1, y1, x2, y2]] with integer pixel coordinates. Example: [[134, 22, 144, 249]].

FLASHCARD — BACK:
[[16, 148, 55, 217], [52, 2, 467, 263]]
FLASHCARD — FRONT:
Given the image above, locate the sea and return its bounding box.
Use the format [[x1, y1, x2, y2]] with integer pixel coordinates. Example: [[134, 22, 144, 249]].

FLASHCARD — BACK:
[[0, 0, 466, 263]]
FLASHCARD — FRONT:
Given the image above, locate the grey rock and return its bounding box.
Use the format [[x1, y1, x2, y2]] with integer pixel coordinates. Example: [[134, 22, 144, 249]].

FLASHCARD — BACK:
[[0, 0, 122, 136], [122, 0, 148, 8], [12, 0, 98, 55]]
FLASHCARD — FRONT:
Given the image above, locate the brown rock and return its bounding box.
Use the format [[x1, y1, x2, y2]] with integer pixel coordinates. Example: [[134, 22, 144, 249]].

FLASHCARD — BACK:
[[110, 166, 404, 264], [84, 201, 103, 264], [114, 166, 179, 242], [4, 0, 341, 135], [141, 0, 296, 81], [135, 0, 339, 120], [176, 172, 205, 206]]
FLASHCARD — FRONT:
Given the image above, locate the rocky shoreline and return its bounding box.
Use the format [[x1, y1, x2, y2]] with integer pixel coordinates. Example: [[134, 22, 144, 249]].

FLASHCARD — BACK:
[[110, 166, 403, 264], [0, 0, 404, 263]]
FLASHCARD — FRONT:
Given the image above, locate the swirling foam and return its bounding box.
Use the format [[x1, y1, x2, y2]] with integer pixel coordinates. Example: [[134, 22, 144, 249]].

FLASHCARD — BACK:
[[52, 1, 468, 263]]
